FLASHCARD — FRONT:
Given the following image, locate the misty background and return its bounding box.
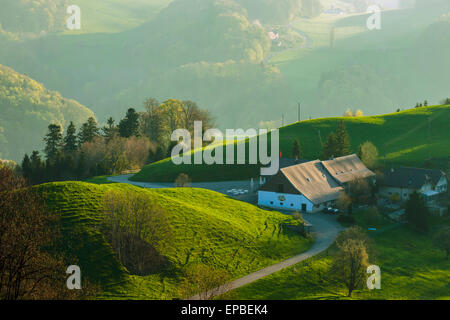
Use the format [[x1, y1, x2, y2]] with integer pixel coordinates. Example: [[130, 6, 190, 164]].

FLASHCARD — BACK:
[[0, 0, 449, 161]]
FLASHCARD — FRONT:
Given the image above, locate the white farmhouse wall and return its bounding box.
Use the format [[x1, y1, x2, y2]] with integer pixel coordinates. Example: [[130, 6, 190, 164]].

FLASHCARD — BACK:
[[379, 186, 415, 201], [257, 191, 316, 213], [436, 176, 448, 193]]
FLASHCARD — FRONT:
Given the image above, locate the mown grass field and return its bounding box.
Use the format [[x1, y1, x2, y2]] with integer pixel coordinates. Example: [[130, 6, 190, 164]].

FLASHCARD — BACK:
[[229, 222, 450, 300], [34, 181, 311, 299], [132, 105, 450, 183]]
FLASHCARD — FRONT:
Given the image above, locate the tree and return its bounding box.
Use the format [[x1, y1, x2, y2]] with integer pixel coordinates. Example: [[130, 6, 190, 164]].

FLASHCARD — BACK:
[[102, 117, 118, 142], [0, 167, 65, 299], [43, 124, 63, 161], [357, 141, 379, 169], [292, 140, 301, 160], [405, 191, 429, 232], [119, 108, 140, 138], [78, 117, 99, 146], [333, 226, 373, 297], [365, 207, 382, 226], [102, 190, 172, 275], [175, 173, 191, 188], [355, 109, 364, 117], [63, 121, 78, 154], [179, 264, 231, 300], [322, 132, 338, 159], [333, 238, 369, 297], [433, 228, 450, 259], [21, 154, 32, 181], [337, 192, 352, 212], [140, 98, 163, 144], [343, 109, 354, 117], [335, 120, 351, 157]]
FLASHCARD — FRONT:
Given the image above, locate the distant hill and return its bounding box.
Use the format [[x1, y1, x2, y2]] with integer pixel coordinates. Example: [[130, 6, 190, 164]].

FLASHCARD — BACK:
[[0, 0, 68, 36], [132, 105, 450, 182], [0, 64, 95, 161], [34, 181, 311, 299]]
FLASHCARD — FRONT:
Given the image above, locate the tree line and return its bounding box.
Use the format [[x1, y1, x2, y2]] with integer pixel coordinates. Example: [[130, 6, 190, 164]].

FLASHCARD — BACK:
[[20, 98, 214, 185]]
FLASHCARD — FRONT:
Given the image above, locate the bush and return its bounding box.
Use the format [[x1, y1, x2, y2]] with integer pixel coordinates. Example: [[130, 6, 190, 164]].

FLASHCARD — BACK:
[[337, 214, 355, 224]]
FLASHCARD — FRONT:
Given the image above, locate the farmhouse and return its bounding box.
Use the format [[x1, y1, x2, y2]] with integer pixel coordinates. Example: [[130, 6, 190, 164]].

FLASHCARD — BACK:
[[322, 154, 376, 188], [379, 167, 448, 202], [258, 154, 376, 213], [258, 160, 344, 213]]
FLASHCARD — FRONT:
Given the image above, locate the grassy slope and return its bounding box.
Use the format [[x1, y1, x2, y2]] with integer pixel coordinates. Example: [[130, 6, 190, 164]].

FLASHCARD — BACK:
[[132, 105, 450, 182], [231, 222, 450, 300], [35, 181, 311, 299], [271, 5, 450, 118], [63, 0, 173, 34]]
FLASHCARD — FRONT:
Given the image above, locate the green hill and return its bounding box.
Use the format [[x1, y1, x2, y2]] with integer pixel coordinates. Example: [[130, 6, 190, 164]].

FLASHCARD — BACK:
[[132, 105, 450, 183], [231, 226, 450, 300], [0, 64, 95, 161], [35, 181, 311, 299]]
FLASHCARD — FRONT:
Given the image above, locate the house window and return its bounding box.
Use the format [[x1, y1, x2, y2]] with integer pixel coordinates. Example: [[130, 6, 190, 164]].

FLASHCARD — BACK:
[[280, 203, 284, 206], [290, 204, 294, 207], [270, 201, 274, 205]]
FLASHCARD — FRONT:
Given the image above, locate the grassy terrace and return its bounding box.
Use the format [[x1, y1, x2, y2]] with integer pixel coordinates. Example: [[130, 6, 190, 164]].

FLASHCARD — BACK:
[[34, 181, 311, 299], [132, 105, 450, 182]]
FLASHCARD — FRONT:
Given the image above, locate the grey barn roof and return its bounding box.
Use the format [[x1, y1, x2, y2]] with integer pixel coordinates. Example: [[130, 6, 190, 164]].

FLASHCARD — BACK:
[[322, 154, 376, 184], [281, 160, 344, 204], [381, 167, 446, 189]]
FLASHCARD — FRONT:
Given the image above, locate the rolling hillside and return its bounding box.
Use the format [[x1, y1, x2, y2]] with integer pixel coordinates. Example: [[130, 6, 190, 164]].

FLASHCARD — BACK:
[[231, 226, 450, 300], [35, 181, 311, 299], [0, 64, 95, 161], [132, 105, 450, 183]]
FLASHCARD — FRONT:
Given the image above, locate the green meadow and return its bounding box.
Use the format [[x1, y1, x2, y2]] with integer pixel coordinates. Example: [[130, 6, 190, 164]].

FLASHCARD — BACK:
[[34, 181, 311, 299], [132, 105, 450, 183], [230, 222, 450, 300]]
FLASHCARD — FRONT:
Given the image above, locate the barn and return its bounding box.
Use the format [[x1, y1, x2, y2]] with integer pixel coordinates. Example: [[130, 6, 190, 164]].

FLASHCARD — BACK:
[[257, 154, 376, 213], [258, 160, 344, 213]]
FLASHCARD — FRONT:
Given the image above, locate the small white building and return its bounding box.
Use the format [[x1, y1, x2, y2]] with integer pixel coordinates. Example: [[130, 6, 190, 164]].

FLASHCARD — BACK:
[[258, 160, 344, 213]]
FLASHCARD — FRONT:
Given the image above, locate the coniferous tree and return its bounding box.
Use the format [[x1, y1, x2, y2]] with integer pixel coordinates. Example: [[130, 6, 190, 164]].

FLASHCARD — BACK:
[[102, 117, 118, 142], [63, 121, 78, 154], [405, 191, 429, 232], [44, 124, 63, 161], [21, 154, 32, 182], [30, 151, 44, 184], [78, 117, 99, 146], [335, 120, 351, 157], [292, 140, 301, 160], [119, 108, 140, 138], [323, 132, 337, 160]]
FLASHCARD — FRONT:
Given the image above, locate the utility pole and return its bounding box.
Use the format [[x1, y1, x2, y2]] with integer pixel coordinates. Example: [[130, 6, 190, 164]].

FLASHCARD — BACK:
[[282, 114, 285, 127], [298, 102, 301, 122]]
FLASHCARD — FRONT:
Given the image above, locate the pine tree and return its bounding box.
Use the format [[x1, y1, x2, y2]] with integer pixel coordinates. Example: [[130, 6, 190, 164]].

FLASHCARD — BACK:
[[44, 124, 63, 161], [119, 108, 140, 138], [63, 121, 78, 154], [78, 117, 99, 146], [405, 191, 429, 232], [21, 154, 32, 182], [292, 140, 301, 160], [102, 117, 118, 142], [29, 151, 44, 184], [323, 132, 337, 159], [335, 120, 351, 157]]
